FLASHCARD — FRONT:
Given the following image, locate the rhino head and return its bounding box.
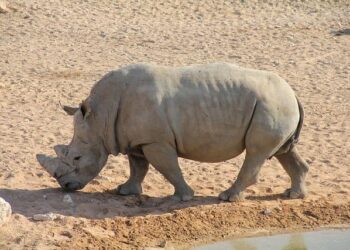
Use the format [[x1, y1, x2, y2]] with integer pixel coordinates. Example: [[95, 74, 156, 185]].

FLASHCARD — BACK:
[[36, 99, 117, 191]]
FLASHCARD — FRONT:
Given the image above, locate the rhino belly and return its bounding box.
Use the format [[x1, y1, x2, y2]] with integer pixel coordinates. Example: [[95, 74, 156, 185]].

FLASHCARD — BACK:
[[178, 137, 245, 162], [176, 127, 247, 163]]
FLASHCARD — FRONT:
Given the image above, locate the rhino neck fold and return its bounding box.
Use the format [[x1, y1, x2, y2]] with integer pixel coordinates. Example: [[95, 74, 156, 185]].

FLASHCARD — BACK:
[[89, 70, 125, 156], [103, 105, 120, 156]]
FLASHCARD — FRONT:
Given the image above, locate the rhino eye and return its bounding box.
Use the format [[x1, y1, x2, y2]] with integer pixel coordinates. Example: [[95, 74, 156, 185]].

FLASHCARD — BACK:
[[74, 156, 81, 161]]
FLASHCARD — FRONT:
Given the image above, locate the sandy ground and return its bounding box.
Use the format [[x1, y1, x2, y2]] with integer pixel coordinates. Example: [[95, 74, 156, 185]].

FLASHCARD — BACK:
[[0, 0, 349, 249]]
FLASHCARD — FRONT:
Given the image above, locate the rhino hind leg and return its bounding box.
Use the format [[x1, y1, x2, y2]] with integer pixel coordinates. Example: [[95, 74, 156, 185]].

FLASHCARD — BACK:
[[142, 143, 194, 201], [219, 152, 267, 201], [116, 154, 149, 196], [275, 147, 309, 199], [220, 101, 291, 202]]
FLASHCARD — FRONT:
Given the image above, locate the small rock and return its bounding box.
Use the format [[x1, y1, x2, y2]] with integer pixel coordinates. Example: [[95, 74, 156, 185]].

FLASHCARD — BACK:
[[159, 240, 167, 247], [36, 172, 44, 177], [0, 1, 8, 14], [0, 197, 12, 225], [60, 231, 73, 238], [266, 187, 273, 193], [275, 206, 282, 212], [286, 22, 293, 27], [5, 173, 14, 179], [63, 194, 73, 204], [158, 240, 174, 250], [304, 210, 319, 220], [14, 236, 24, 244], [262, 208, 272, 216], [90, 179, 100, 185], [33, 213, 57, 221], [125, 219, 132, 226], [95, 175, 112, 182], [13, 214, 22, 220], [272, 60, 280, 66], [289, 60, 296, 66]]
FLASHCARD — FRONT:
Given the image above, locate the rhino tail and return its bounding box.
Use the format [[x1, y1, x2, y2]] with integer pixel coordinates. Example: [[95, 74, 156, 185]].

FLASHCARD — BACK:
[[293, 96, 304, 144], [271, 96, 304, 158]]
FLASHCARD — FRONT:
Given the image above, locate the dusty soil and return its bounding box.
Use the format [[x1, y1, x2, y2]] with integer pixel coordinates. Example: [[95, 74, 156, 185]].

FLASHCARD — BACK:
[[0, 0, 349, 249]]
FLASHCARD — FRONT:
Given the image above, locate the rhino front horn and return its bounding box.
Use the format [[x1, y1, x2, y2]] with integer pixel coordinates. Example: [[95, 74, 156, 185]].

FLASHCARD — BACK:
[[36, 154, 58, 177]]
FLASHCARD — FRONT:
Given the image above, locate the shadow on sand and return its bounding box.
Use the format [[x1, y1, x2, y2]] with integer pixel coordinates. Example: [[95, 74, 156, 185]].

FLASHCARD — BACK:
[[0, 188, 288, 219], [331, 28, 350, 36]]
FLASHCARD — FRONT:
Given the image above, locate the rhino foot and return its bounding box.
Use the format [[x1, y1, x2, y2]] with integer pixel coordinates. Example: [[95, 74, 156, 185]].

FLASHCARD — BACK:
[[283, 188, 307, 199], [219, 189, 245, 202], [116, 182, 142, 196], [173, 187, 194, 201]]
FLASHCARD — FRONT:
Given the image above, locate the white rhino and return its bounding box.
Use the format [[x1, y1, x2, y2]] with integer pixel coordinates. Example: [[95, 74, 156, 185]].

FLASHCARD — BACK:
[[37, 63, 309, 201]]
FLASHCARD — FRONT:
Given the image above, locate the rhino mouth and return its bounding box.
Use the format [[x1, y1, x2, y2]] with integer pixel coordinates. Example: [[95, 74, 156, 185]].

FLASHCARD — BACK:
[[56, 170, 84, 191], [59, 180, 83, 191]]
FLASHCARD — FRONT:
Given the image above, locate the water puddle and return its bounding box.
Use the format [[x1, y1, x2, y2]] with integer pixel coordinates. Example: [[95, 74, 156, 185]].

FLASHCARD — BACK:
[[192, 229, 350, 250]]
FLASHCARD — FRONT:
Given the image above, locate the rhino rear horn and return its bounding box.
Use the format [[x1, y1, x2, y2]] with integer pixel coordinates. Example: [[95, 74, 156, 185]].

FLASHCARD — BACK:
[[36, 154, 59, 177], [54, 144, 68, 158]]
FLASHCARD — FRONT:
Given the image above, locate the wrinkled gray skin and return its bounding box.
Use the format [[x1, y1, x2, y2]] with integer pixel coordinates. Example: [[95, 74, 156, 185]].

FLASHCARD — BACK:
[[37, 63, 309, 201]]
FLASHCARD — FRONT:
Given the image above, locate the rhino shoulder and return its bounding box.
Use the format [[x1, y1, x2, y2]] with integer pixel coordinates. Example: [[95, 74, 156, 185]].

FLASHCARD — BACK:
[[117, 63, 162, 81]]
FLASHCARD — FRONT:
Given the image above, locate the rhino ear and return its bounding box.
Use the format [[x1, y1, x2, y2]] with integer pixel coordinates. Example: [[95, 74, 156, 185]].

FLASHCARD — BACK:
[[80, 100, 92, 120], [62, 105, 79, 116]]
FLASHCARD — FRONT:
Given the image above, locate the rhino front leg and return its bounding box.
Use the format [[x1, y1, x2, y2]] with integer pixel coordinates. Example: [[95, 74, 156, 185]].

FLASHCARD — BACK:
[[116, 154, 149, 195], [142, 143, 194, 201], [275, 147, 309, 199]]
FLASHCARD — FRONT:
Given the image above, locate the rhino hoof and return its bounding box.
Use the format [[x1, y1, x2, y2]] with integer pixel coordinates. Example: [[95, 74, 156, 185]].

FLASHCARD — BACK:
[[115, 183, 142, 196], [173, 189, 194, 201], [219, 189, 244, 202], [283, 188, 306, 199]]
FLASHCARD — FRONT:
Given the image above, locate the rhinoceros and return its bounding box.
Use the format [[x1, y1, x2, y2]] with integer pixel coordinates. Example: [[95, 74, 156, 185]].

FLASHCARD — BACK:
[[37, 62, 309, 201]]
